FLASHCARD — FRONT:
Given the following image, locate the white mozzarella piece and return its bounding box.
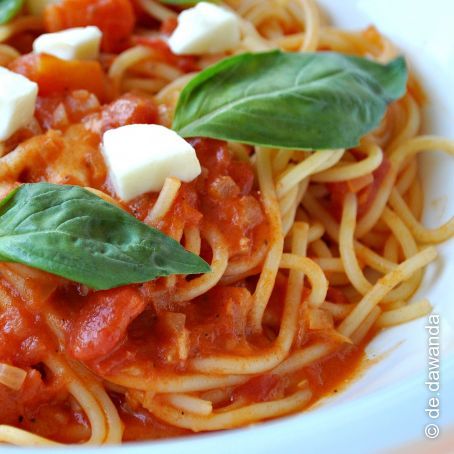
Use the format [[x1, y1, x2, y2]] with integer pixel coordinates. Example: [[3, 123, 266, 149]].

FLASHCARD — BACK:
[[26, 0, 61, 16], [0, 67, 38, 141], [33, 26, 102, 61], [102, 124, 201, 201], [168, 2, 241, 55]]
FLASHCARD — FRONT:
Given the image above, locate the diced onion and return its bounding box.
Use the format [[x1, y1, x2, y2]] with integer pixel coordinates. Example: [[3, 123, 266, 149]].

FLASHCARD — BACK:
[[0, 363, 27, 391]]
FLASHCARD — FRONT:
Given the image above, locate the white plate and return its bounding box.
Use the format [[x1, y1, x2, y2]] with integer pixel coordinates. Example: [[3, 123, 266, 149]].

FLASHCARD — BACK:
[[6, 1, 454, 452]]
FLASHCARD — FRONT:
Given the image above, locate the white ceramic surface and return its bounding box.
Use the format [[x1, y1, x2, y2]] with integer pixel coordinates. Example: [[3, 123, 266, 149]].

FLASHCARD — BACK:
[[4, 1, 454, 452]]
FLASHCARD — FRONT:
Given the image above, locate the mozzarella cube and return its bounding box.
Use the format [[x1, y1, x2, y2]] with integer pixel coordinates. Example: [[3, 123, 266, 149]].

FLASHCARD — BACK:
[[0, 68, 38, 141], [168, 2, 241, 55], [102, 124, 201, 201], [26, 0, 61, 17], [33, 26, 102, 61]]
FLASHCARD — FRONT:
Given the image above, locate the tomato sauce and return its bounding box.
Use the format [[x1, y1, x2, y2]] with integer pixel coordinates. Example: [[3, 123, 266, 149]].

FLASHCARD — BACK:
[[0, 119, 368, 440], [2, 119, 366, 438], [0, 26, 371, 441], [0, 279, 90, 443]]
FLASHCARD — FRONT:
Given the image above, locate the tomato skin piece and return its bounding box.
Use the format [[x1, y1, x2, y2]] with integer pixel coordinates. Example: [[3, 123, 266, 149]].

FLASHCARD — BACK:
[[10, 54, 107, 101], [68, 288, 146, 362], [44, 0, 135, 53]]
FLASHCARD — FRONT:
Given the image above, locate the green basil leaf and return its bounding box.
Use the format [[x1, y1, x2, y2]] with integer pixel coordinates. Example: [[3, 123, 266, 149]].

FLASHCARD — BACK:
[[173, 50, 408, 150], [0, 0, 24, 24], [0, 183, 210, 290]]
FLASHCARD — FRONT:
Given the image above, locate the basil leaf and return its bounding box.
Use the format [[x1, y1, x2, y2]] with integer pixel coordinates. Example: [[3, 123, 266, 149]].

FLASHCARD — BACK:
[[173, 50, 408, 150], [0, 0, 24, 24], [0, 183, 210, 290]]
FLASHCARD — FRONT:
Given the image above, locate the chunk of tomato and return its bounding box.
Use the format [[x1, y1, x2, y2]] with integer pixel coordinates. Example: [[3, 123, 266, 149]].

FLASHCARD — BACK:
[[10, 54, 107, 101], [68, 287, 146, 362], [44, 0, 135, 53], [83, 93, 158, 135]]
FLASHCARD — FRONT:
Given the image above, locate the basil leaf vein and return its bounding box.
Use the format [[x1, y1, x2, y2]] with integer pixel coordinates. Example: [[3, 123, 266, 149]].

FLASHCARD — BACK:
[[172, 50, 408, 150], [0, 183, 210, 290], [0, 0, 24, 24]]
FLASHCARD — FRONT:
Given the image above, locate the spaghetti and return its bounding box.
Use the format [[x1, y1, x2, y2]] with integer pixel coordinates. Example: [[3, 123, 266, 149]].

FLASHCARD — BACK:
[[0, 0, 452, 445]]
